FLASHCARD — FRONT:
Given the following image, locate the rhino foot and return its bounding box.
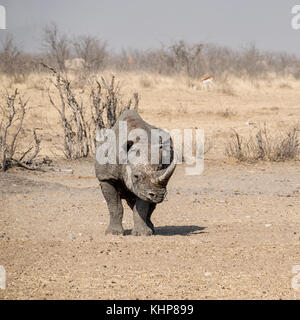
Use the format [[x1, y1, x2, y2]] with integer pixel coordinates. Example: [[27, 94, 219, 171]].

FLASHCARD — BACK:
[[105, 225, 125, 236], [131, 225, 153, 236], [147, 220, 155, 233]]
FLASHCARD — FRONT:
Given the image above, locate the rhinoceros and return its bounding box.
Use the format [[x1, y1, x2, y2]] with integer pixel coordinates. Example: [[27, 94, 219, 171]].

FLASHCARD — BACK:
[[95, 110, 176, 236]]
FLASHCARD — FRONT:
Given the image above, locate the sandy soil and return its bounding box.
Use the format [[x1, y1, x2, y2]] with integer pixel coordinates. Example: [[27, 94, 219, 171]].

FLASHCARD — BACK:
[[0, 72, 300, 299], [0, 159, 299, 299]]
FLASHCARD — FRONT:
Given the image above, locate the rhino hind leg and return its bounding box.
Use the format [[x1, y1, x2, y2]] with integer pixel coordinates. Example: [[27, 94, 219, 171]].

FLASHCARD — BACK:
[[132, 199, 155, 236], [100, 181, 125, 235]]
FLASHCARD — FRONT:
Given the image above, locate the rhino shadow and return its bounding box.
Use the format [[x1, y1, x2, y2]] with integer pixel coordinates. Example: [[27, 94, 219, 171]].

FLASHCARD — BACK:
[[154, 225, 206, 236]]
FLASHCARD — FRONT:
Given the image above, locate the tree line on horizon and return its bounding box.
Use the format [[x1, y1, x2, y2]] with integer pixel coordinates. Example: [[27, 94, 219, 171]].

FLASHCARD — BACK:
[[0, 23, 300, 82]]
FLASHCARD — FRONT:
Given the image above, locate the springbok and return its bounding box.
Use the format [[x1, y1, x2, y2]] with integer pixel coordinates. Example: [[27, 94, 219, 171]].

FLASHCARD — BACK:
[[199, 75, 214, 90]]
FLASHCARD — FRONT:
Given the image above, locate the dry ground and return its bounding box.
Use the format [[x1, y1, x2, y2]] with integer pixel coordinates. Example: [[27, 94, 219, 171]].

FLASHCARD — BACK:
[[0, 72, 300, 299]]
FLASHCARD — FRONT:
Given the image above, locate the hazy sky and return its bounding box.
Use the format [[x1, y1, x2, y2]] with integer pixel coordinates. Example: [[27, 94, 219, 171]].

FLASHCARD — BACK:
[[0, 0, 300, 55]]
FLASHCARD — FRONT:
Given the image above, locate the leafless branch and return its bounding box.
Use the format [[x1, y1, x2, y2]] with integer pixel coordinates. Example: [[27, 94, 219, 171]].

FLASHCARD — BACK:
[[0, 90, 44, 171]]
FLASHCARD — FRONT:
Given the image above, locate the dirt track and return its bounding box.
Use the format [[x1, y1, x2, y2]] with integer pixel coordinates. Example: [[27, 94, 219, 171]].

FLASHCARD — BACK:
[[1, 159, 300, 299]]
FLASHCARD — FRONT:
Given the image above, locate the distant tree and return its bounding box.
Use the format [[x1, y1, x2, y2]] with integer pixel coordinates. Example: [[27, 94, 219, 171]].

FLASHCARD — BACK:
[[0, 35, 32, 82], [73, 35, 108, 72], [0, 35, 21, 74], [42, 23, 71, 72]]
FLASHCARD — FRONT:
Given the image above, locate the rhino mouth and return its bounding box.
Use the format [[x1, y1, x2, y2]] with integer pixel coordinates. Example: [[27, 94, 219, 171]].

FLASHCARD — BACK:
[[138, 189, 167, 203]]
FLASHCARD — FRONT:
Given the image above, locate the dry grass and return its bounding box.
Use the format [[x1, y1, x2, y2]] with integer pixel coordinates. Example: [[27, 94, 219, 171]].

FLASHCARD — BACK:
[[139, 75, 154, 88], [225, 124, 300, 162], [216, 108, 237, 118], [1, 70, 300, 162], [216, 82, 236, 96]]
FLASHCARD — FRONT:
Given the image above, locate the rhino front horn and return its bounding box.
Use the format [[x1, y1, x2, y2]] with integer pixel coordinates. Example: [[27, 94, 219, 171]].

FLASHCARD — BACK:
[[153, 156, 177, 184]]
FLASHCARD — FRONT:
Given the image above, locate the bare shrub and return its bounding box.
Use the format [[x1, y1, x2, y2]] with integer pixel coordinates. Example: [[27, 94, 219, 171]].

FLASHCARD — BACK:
[[0, 36, 20, 74], [0, 35, 33, 83], [43, 63, 139, 158], [90, 76, 139, 128], [73, 35, 108, 73], [0, 89, 44, 171], [236, 43, 267, 78], [43, 24, 71, 72], [225, 124, 300, 162], [108, 40, 300, 80], [2, 26, 300, 81], [2, 27, 300, 81], [112, 41, 204, 77], [88, 76, 139, 153], [168, 40, 203, 77], [44, 65, 90, 159]]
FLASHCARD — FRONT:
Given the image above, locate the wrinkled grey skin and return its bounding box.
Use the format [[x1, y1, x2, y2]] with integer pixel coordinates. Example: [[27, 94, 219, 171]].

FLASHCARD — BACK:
[[95, 110, 176, 236]]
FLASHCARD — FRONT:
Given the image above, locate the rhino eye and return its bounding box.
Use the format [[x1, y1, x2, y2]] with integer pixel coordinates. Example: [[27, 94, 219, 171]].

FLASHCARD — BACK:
[[126, 140, 134, 152], [133, 174, 139, 181]]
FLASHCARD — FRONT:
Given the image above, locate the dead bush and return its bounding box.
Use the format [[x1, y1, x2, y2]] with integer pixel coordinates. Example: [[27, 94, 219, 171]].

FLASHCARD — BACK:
[[43, 63, 139, 158], [108, 41, 300, 80], [2, 25, 300, 81], [2, 23, 300, 81], [0, 89, 44, 171], [73, 35, 108, 73], [43, 24, 71, 72], [225, 124, 300, 162], [0, 35, 33, 83], [45, 64, 90, 159], [88, 76, 139, 153], [168, 40, 203, 77]]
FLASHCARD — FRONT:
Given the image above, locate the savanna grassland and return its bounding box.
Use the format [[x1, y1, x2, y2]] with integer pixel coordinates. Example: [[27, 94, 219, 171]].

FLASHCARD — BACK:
[[0, 69, 300, 299]]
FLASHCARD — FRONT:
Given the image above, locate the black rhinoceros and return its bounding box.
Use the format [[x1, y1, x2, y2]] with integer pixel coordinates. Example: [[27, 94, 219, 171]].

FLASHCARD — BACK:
[[95, 110, 176, 236]]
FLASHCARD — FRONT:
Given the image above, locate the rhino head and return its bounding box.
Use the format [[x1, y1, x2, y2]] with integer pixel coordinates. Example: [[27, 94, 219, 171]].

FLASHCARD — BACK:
[[122, 142, 176, 203]]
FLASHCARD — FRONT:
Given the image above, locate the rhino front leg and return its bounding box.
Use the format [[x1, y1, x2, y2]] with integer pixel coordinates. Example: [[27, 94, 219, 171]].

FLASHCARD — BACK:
[[132, 199, 155, 236], [146, 203, 156, 233], [100, 181, 124, 235]]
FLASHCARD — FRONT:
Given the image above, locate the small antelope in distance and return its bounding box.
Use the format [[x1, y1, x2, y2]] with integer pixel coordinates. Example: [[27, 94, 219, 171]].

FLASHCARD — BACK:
[[199, 75, 214, 90]]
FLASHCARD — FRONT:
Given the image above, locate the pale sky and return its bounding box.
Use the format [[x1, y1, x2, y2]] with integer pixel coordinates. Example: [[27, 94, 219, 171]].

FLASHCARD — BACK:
[[0, 0, 300, 55]]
